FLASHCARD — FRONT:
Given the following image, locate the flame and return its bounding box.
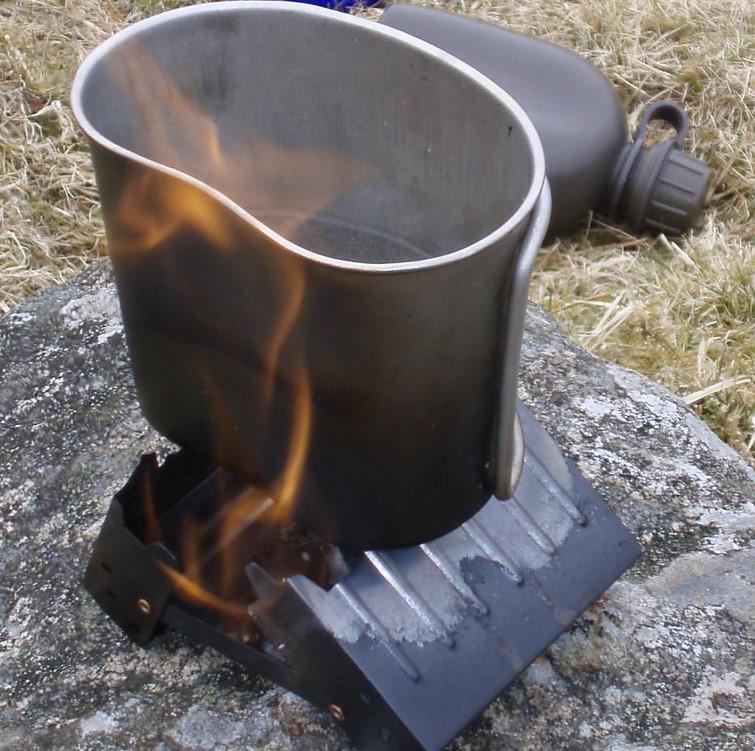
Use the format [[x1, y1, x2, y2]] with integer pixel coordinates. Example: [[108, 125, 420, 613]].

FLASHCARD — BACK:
[[212, 359, 312, 598], [262, 260, 307, 410], [110, 173, 238, 255], [106, 41, 237, 255], [149, 360, 313, 624], [106, 41, 375, 257], [106, 42, 347, 627], [134, 460, 256, 621], [181, 516, 203, 585], [157, 562, 252, 622], [141, 469, 161, 545], [271, 361, 313, 520], [193, 356, 249, 474], [216, 489, 275, 598]]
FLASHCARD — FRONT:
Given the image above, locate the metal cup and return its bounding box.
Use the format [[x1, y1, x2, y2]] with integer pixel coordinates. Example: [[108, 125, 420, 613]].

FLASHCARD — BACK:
[[72, 1, 549, 549]]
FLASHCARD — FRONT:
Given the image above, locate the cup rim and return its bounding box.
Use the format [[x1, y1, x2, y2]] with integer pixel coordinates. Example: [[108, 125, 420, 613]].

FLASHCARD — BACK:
[[71, 0, 546, 274]]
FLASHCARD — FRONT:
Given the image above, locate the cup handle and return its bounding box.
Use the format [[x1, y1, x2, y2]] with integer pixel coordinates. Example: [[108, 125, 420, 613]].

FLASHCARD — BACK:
[[494, 181, 552, 499]]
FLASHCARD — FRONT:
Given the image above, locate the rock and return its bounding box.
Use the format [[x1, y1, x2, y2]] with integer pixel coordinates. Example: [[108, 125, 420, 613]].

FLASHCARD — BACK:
[[0, 262, 752, 751]]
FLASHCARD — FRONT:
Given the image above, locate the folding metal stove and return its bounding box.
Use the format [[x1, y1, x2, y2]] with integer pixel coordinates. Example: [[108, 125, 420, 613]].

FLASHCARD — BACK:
[[85, 402, 640, 751]]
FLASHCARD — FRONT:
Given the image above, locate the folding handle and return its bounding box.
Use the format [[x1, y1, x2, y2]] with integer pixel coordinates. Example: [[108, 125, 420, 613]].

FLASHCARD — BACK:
[[495, 181, 552, 499]]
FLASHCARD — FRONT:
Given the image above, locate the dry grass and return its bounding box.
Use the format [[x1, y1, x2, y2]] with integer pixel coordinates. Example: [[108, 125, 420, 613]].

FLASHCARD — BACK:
[[1, 0, 753, 464]]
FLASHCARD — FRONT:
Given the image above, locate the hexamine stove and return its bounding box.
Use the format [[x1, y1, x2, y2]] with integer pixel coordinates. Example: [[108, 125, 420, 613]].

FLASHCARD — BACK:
[[85, 403, 639, 751]]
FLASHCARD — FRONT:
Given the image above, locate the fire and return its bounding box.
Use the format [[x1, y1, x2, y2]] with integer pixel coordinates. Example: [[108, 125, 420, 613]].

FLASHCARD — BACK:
[[110, 41, 341, 628], [270, 361, 313, 520], [181, 516, 202, 585], [158, 565, 253, 623], [216, 490, 276, 598], [193, 356, 250, 475], [107, 40, 375, 257], [140, 469, 161, 545], [146, 354, 315, 632], [204, 358, 311, 601], [135, 360, 317, 633], [110, 172, 239, 256], [262, 260, 307, 411]]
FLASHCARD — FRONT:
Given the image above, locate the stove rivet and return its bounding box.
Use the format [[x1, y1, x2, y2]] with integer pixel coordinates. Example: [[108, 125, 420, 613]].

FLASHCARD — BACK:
[[137, 598, 152, 616], [328, 704, 345, 723]]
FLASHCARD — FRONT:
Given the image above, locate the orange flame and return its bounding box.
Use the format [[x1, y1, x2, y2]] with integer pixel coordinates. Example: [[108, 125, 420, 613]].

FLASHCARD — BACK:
[[217, 489, 275, 598], [211, 359, 312, 599], [110, 173, 238, 256], [141, 469, 161, 545], [153, 359, 313, 623], [271, 361, 313, 520], [193, 356, 251, 475], [107, 42, 347, 626], [157, 562, 252, 622], [106, 41, 375, 257], [180, 516, 203, 586], [262, 260, 307, 411]]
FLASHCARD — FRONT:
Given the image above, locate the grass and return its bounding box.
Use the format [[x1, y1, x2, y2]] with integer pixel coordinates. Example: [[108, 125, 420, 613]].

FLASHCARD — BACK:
[[1, 0, 753, 465]]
